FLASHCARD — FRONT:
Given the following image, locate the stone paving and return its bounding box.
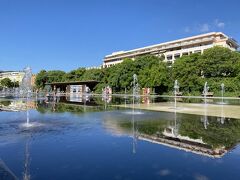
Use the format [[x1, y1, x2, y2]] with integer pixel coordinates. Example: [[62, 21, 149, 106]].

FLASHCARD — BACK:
[[117, 102, 240, 119]]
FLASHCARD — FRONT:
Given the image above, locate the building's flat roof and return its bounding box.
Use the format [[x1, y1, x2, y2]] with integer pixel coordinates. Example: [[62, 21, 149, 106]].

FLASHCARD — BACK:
[[0, 71, 24, 73]]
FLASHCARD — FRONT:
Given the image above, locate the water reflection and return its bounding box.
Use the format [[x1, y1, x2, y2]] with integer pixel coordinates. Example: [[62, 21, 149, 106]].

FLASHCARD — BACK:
[[0, 159, 18, 179], [1, 96, 240, 160], [23, 137, 31, 180], [103, 109, 239, 158], [1, 96, 240, 179]]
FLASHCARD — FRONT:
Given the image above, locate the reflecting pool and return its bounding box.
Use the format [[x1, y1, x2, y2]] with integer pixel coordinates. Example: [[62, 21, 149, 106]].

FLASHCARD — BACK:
[[1, 96, 240, 180]]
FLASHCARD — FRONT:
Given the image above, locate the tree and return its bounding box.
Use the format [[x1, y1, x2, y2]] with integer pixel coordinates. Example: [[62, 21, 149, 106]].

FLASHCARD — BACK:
[[81, 68, 104, 81], [46, 70, 66, 83], [106, 58, 137, 92], [0, 78, 14, 88], [62, 68, 86, 81], [138, 61, 169, 92], [36, 70, 66, 89], [35, 70, 48, 89], [172, 53, 202, 93], [105, 55, 165, 92], [199, 46, 239, 78]]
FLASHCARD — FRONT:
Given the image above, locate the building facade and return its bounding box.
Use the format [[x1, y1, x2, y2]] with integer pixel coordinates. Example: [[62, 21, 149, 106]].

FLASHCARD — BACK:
[[103, 32, 239, 68], [0, 71, 25, 84]]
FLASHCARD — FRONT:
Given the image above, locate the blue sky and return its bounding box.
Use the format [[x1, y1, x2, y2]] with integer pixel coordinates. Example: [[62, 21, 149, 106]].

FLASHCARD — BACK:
[[0, 0, 239, 73]]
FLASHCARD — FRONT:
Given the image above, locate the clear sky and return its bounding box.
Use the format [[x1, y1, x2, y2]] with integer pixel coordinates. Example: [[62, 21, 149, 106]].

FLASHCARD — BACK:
[[0, 0, 239, 73]]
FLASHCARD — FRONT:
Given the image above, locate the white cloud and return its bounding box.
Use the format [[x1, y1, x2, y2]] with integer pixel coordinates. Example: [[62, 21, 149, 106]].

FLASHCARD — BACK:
[[215, 19, 225, 28], [183, 19, 226, 34], [184, 27, 191, 33], [199, 23, 210, 32]]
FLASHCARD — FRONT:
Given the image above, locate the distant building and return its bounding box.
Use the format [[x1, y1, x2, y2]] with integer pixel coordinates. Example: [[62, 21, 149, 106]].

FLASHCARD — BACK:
[[31, 74, 36, 87], [0, 71, 25, 84], [103, 32, 239, 68]]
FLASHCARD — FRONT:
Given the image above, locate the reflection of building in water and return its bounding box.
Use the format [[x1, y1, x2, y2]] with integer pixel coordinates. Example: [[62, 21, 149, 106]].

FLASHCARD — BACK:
[[138, 132, 227, 158], [0, 159, 18, 180], [0, 100, 37, 111], [67, 94, 91, 103], [103, 117, 228, 158]]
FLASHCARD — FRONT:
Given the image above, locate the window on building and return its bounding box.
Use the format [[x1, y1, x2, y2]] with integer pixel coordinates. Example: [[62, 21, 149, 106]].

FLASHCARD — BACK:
[[194, 50, 202, 54], [174, 53, 181, 59], [167, 55, 173, 60]]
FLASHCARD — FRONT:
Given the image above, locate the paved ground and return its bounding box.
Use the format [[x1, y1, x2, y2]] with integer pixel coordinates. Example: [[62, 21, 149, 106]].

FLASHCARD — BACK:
[[117, 102, 240, 119]]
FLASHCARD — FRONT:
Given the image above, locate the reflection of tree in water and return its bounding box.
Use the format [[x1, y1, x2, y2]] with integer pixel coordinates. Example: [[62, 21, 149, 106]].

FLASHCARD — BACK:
[[117, 114, 240, 150], [37, 102, 106, 114], [179, 116, 240, 149], [0, 100, 11, 106], [131, 112, 138, 154]]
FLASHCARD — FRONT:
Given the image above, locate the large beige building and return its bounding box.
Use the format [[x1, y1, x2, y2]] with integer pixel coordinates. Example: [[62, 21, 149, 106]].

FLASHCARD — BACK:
[[103, 32, 239, 68], [0, 71, 25, 83]]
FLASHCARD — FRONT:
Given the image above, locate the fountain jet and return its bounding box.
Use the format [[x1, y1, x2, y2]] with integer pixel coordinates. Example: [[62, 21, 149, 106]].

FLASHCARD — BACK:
[[21, 67, 33, 127]]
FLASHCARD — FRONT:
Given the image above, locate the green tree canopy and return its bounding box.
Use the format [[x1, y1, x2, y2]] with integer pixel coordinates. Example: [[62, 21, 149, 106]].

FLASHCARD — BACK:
[[199, 46, 240, 78], [172, 53, 202, 93], [0, 78, 14, 88], [35, 70, 47, 89]]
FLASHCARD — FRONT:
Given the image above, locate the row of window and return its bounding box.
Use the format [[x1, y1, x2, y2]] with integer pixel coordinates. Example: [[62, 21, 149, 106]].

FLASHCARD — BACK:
[[106, 37, 215, 60], [104, 49, 204, 68], [166, 50, 202, 60]]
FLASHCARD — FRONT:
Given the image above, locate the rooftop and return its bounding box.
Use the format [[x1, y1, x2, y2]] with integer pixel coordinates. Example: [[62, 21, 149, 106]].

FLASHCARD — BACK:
[[0, 70, 24, 73]]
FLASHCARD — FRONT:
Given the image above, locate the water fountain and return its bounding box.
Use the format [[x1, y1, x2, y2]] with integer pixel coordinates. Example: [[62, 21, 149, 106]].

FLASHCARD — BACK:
[[203, 82, 209, 103], [218, 83, 227, 105], [173, 80, 179, 109], [123, 74, 143, 115], [124, 87, 128, 99], [21, 67, 33, 128], [132, 74, 140, 99], [132, 74, 142, 114], [201, 82, 209, 129]]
